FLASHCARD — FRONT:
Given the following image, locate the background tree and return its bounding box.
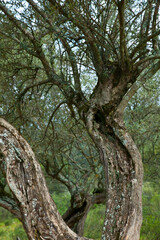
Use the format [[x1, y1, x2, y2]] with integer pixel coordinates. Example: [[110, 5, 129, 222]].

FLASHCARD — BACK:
[[0, 0, 160, 239]]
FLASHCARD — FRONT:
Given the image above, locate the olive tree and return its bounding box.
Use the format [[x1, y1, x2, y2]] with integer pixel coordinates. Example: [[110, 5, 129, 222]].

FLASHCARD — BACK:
[[0, 0, 160, 239]]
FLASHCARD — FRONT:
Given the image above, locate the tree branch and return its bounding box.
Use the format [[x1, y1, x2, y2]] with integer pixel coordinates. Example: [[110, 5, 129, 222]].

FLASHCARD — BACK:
[[152, 0, 160, 50], [43, 101, 66, 138], [117, 0, 128, 68], [140, 0, 153, 40], [134, 55, 160, 69], [60, 38, 82, 92], [17, 80, 52, 102], [130, 30, 160, 59], [48, 0, 104, 75]]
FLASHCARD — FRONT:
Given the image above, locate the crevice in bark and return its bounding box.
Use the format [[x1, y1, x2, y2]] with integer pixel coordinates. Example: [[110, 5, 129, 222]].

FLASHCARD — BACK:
[[63, 191, 106, 236], [63, 200, 87, 226]]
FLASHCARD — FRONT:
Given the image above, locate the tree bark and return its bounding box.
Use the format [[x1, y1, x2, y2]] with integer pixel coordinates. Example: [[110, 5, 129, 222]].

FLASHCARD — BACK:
[[84, 108, 143, 240], [0, 118, 91, 240]]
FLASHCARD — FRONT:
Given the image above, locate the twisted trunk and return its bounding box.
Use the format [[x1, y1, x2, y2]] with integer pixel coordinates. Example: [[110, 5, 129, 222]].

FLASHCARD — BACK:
[[71, 66, 144, 240], [84, 108, 143, 240], [0, 118, 91, 240]]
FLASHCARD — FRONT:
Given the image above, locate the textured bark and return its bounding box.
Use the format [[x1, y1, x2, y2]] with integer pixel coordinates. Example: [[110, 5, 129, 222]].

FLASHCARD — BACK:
[[76, 70, 144, 240], [0, 118, 91, 240], [84, 107, 143, 240], [1, 1, 158, 238]]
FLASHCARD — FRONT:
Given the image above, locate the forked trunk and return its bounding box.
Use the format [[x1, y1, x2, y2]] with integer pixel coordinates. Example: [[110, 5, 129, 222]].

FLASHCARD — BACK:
[[0, 113, 143, 240], [85, 113, 143, 240], [0, 118, 91, 240]]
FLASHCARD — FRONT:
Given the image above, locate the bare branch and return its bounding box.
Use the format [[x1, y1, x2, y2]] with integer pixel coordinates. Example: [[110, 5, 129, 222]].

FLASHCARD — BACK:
[[117, 0, 129, 68], [60, 38, 82, 92], [17, 80, 52, 102], [134, 55, 160, 69], [152, 0, 160, 50], [43, 101, 66, 138], [140, 0, 153, 39]]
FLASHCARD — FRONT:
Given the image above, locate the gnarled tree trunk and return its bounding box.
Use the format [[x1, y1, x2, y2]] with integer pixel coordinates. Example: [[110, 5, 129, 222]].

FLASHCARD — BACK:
[[84, 106, 143, 240], [0, 118, 91, 240]]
